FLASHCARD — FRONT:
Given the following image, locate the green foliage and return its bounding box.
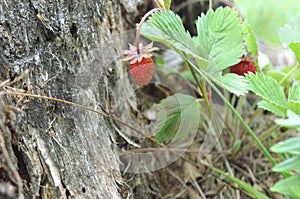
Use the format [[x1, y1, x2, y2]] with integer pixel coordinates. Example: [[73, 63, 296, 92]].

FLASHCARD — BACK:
[[141, 7, 251, 149], [267, 65, 300, 88], [272, 156, 300, 172], [196, 7, 244, 71], [287, 82, 300, 114], [141, 7, 245, 73], [246, 73, 287, 115], [280, 15, 300, 63], [140, 10, 207, 66], [212, 167, 270, 199], [243, 21, 258, 57], [257, 100, 285, 117], [243, 21, 259, 68], [271, 113, 300, 198], [231, 139, 242, 160], [235, 0, 300, 45], [271, 135, 300, 154], [275, 110, 300, 131], [155, 94, 202, 142], [289, 43, 300, 63], [221, 74, 249, 96], [279, 15, 300, 44], [154, 0, 172, 9], [247, 73, 300, 116], [138, 4, 300, 198], [271, 176, 300, 199]]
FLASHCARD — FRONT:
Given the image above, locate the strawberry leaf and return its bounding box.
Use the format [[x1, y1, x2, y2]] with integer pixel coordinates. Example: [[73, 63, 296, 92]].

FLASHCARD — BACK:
[[221, 74, 249, 96], [140, 10, 208, 66], [243, 21, 259, 69], [271, 135, 300, 154], [257, 100, 286, 117], [155, 94, 201, 142], [196, 7, 244, 71], [279, 15, 300, 44], [271, 176, 300, 199], [275, 110, 300, 131], [287, 82, 300, 114], [246, 73, 287, 110], [289, 43, 300, 64], [243, 21, 258, 57], [280, 15, 300, 63], [272, 156, 300, 172], [267, 65, 300, 88]]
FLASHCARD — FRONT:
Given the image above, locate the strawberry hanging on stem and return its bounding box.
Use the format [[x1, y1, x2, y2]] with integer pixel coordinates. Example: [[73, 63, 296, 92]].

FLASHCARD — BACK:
[[230, 55, 257, 76], [122, 8, 163, 86]]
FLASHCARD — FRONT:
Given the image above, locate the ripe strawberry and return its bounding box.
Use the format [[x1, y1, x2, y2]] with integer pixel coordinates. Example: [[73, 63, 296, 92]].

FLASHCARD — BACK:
[[129, 57, 154, 86], [122, 42, 158, 86], [230, 60, 257, 76]]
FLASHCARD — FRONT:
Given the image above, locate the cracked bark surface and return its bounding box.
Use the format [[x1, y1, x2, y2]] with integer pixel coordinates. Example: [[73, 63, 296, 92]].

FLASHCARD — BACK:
[[0, 0, 141, 198]]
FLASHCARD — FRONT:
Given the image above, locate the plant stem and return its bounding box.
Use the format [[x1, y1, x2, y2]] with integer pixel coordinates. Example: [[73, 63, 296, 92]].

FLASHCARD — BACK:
[[209, 0, 213, 10], [233, 95, 244, 141], [178, 50, 212, 115], [135, 8, 163, 54], [211, 82, 276, 165], [279, 64, 299, 85], [240, 108, 262, 139], [184, 57, 277, 165], [187, 60, 212, 115], [260, 124, 281, 141]]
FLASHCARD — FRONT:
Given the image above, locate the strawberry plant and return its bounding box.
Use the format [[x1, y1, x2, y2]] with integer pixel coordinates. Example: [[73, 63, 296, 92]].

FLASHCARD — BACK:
[[270, 112, 300, 199], [121, 0, 300, 198]]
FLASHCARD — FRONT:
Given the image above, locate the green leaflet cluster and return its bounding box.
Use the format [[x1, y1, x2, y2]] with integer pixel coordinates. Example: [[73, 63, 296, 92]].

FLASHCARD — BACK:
[[270, 116, 300, 198], [155, 94, 201, 142], [246, 74, 300, 117], [140, 7, 253, 143], [268, 15, 300, 199]]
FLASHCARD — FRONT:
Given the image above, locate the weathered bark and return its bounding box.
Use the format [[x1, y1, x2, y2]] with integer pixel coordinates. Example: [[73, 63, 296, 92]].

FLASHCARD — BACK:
[[0, 0, 140, 198]]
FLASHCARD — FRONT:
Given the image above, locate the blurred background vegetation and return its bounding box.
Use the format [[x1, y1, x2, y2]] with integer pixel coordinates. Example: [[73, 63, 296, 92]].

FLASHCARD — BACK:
[[235, 0, 300, 45]]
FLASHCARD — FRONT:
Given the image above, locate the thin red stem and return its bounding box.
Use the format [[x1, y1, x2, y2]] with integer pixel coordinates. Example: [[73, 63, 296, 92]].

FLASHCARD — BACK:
[[135, 8, 163, 54]]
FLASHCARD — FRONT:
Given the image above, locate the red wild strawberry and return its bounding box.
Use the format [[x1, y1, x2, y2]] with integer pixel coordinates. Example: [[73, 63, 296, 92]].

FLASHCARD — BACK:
[[122, 42, 158, 86], [230, 60, 257, 76], [129, 57, 154, 86]]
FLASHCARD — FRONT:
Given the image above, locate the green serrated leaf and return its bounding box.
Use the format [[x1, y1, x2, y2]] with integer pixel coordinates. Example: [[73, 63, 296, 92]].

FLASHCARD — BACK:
[[289, 82, 300, 102], [243, 21, 258, 56], [275, 110, 300, 131], [287, 82, 300, 114], [287, 101, 300, 115], [257, 100, 286, 117], [272, 156, 300, 172], [290, 186, 300, 199], [140, 10, 208, 66], [221, 73, 249, 96], [243, 21, 259, 68], [267, 65, 300, 88], [236, 0, 300, 45], [271, 175, 300, 199], [246, 73, 287, 109], [280, 15, 300, 44], [155, 94, 201, 142], [197, 7, 244, 71], [289, 42, 300, 63], [271, 136, 300, 154]]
